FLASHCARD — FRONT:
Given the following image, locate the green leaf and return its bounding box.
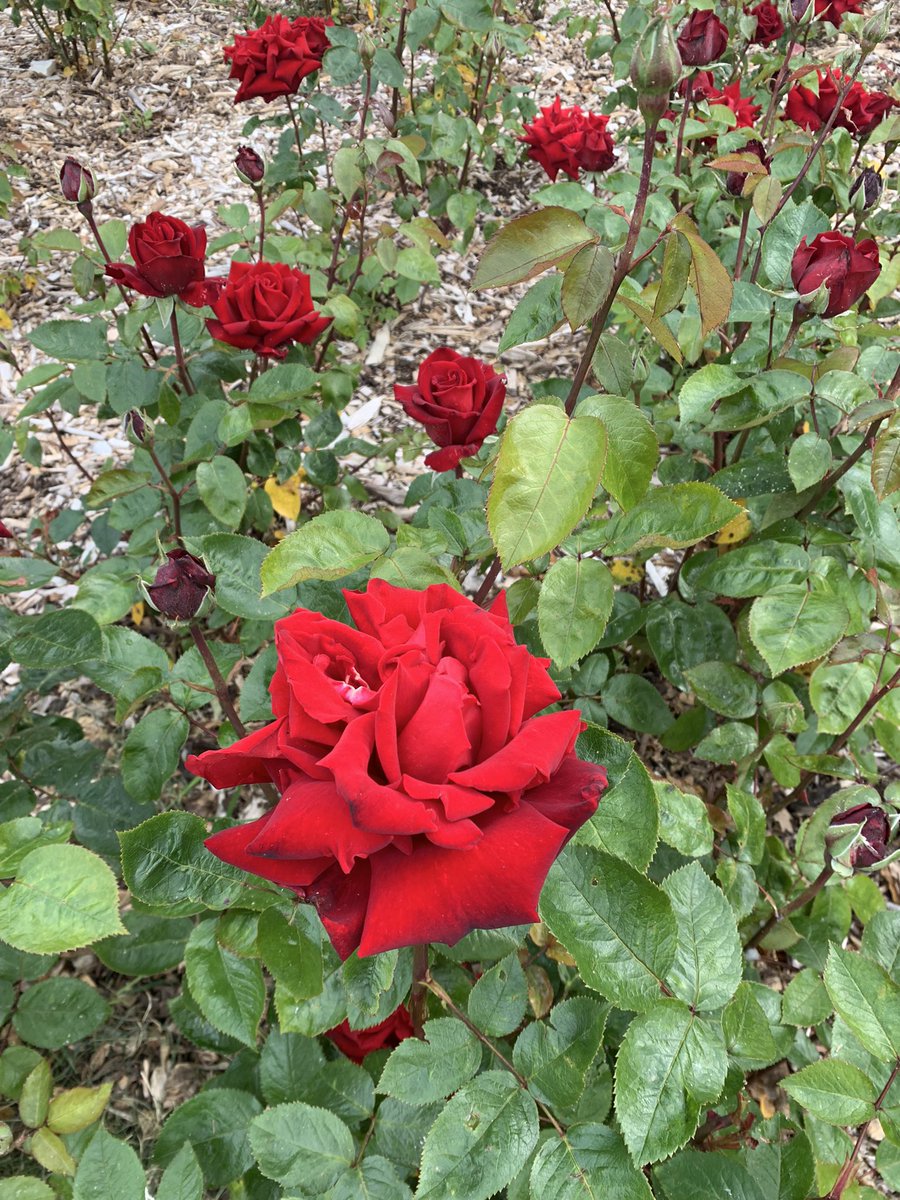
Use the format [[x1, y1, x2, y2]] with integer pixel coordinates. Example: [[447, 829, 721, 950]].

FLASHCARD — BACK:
[[617, 294, 684, 364], [561, 242, 614, 330], [0, 1182, 55, 1200], [184, 918, 265, 1047], [872, 415, 900, 500], [155, 1089, 262, 1188], [684, 662, 757, 719], [575, 725, 659, 871], [343, 949, 399, 1019], [540, 844, 676, 1011], [73, 1128, 145, 1200], [749, 587, 849, 676], [662, 863, 742, 1011], [370, 549, 461, 591], [745, 1127, 815, 1200], [498, 275, 564, 353], [530, 1124, 653, 1200], [156, 1142, 204, 1200], [678, 364, 743, 425], [782, 1059, 877, 1125], [824, 945, 900, 1063], [810, 660, 879, 736], [467, 952, 528, 1037], [512, 995, 606, 1115], [604, 673, 673, 736], [655, 1149, 765, 1200], [14, 977, 109, 1049], [692, 543, 810, 598], [378, 1018, 482, 1106], [722, 982, 780, 1069], [47, 1082, 113, 1134], [578, 394, 659, 510], [73, 565, 134, 624], [782, 968, 833, 1027], [94, 910, 192, 977], [29, 317, 107, 361], [615, 1001, 726, 1166], [29, 1127, 76, 1176], [727, 785, 766, 865], [654, 231, 692, 318], [654, 781, 714, 858], [396, 246, 440, 284], [121, 709, 188, 804], [262, 510, 390, 593], [120, 812, 251, 911], [198, 533, 299, 619], [12, 608, 102, 669], [488, 407, 607, 569], [258, 907, 323, 1000], [537, 557, 613, 668], [591, 334, 633, 394], [249, 1101, 354, 1190], [195, 456, 247, 529], [415, 1071, 539, 1200], [861, 909, 900, 983], [761, 199, 829, 288], [473, 207, 597, 289], [789, 432, 832, 492], [672, 214, 733, 336], [0, 844, 123, 953], [603, 484, 740, 556], [19, 1057, 52, 1126], [328, 1158, 414, 1199]]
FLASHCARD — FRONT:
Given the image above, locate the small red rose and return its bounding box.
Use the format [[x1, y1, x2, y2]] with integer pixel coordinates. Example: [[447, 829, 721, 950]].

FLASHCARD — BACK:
[[59, 156, 96, 204], [105, 213, 222, 307], [813, 0, 863, 27], [206, 260, 331, 358], [784, 69, 854, 133], [395, 347, 506, 472], [520, 98, 617, 182], [187, 581, 606, 960], [746, 1, 785, 44], [224, 14, 333, 104], [676, 10, 729, 66], [791, 230, 881, 318], [326, 1007, 415, 1063]]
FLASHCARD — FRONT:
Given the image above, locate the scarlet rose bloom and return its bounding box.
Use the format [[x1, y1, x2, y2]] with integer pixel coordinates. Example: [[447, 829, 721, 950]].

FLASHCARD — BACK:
[[791, 231, 881, 318], [843, 83, 899, 136], [676, 10, 729, 66], [813, 0, 863, 26], [520, 98, 616, 182], [224, 14, 333, 104], [206, 260, 331, 358], [326, 1007, 415, 1063], [147, 549, 216, 621], [709, 80, 762, 128], [105, 213, 221, 307], [187, 581, 606, 960], [747, 1, 785, 44], [395, 348, 506, 472], [828, 803, 890, 868], [785, 69, 855, 133]]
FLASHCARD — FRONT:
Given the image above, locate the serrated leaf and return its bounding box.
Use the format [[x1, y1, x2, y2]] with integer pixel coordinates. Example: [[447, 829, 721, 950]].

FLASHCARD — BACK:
[[195, 455, 247, 529], [602, 484, 741, 556], [498, 275, 564, 352], [328, 1156, 414, 1199], [73, 1128, 145, 1200], [872, 415, 900, 500], [121, 708, 188, 803], [782, 1059, 877, 1125], [654, 782, 714, 858], [578, 394, 658, 511], [662, 863, 742, 1011], [574, 725, 659, 871], [12, 608, 102, 669], [788, 432, 832, 492], [673, 214, 733, 336], [537, 557, 614, 668], [684, 662, 757, 719], [654, 232, 692, 318], [512, 995, 606, 1115], [655, 1149, 765, 1200], [261, 510, 390, 593], [155, 1089, 262, 1187], [722, 982, 780, 1069], [561, 242, 614, 330], [824, 945, 900, 1063], [258, 907, 323, 1000], [47, 1082, 112, 1134], [199, 533, 299, 619], [467, 952, 528, 1036], [249, 1101, 354, 1190], [156, 1142, 204, 1200], [473, 207, 597, 289], [617, 293, 684, 363], [692, 542, 810, 598], [343, 949, 398, 1018], [530, 1123, 653, 1199], [378, 1018, 482, 1106], [184, 918, 265, 1047], [749, 587, 849, 676], [119, 812, 251, 911]]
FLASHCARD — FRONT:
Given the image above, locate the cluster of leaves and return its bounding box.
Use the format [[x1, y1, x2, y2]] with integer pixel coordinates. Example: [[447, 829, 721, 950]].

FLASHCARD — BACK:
[[0, 0, 119, 74], [1, 0, 900, 1197]]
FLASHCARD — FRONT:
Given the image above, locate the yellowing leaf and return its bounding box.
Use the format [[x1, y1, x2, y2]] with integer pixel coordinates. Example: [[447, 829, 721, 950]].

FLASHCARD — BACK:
[[715, 511, 752, 545], [130, 602, 145, 626], [610, 558, 645, 583], [265, 471, 304, 521], [0, 309, 11, 331]]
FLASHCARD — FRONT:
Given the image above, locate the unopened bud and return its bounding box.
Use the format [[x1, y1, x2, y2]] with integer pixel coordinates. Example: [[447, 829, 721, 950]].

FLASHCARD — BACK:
[[59, 156, 96, 204], [849, 167, 883, 212], [145, 549, 216, 621], [789, 0, 814, 26], [126, 410, 147, 443], [359, 32, 376, 69], [235, 145, 265, 185], [630, 18, 682, 123], [827, 801, 890, 871], [861, 7, 891, 50]]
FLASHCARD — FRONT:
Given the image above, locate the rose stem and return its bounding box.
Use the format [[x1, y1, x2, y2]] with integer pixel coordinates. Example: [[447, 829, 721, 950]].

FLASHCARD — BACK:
[[673, 74, 694, 184], [284, 95, 305, 162], [733, 205, 751, 281], [145, 443, 184, 545], [390, 2, 408, 125], [169, 309, 196, 396], [775, 305, 805, 360], [409, 944, 429, 1039], [759, 36, 796, 140], [827, 1060, 900, 1199], [745, 858, 833, 950], [189, 623, 247, 738], [473, 556, 503, 607], [47, 409, 95, 483], [255, 185, 266, 261]]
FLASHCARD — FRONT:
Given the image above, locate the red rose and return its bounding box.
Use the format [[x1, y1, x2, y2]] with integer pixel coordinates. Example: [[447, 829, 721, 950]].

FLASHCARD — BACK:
[[791, 231, 881, 318], [710, 80, 762, 128], [326, 1007, 415, 1063], [105, 213, 221, 307], [147, 549, 216, 620], [676, 10, 729, 66], [0, 521, 13, 539], [206, 260, 331, 359], [813, 0, 863, 26], [187, 581, 606, 960], [828, 803, 890, 868], [784, 69, 854, 133], [843, 83, 899, 137], [747, 1, 785, 44], [395, 348, 506, 472], [224, 14, 333, 104], [520, 98, 616, 182]]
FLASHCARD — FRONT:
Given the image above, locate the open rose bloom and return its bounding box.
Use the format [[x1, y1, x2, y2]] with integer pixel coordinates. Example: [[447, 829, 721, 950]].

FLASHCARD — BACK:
[[188, 582, 606, 959]]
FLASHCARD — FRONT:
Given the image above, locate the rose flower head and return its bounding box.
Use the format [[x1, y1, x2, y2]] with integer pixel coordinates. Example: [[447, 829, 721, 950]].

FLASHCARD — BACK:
[[224, 14, 333, 104], [813, 0, 863, 27], [187, 581, 607, 960], [676, 10, 729, 66], [59, 156, 96, 204], [146, 549, 216, 621], [791, 230, 881, 318], [520, 98, 617, 182], [235, 145, 266, 184], [206, 260, 331, 359], [707, 79, 762, 129], [326, 1006, 415, 1063], [785, 68, 855, 133], [746, 1, 785, 44], [395, 348, 506, 473], [105, 213, 222, 307], [843, 82, 899, 136], [849, 166, 883, 212], [827, 801, 893, 871]]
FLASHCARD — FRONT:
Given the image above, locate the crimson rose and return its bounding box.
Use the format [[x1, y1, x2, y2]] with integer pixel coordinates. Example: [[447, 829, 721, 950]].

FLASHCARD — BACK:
[[105, 213, 221, 307], [843, 84, 899, 137], [520, 98, 616, 182], [676, 10, 729, 66], [786, 70, 898, 136], [206, 260, 331, 358], [326, 1007, 415, 1063], [747, 1, 784, 44], [791, 231, 881, 318], [187, 581, 606, 959], [828, 803, 890, 869], [813, 0, 863, 26], [224, 15, 332, 104], [395, 348, 506, 472]]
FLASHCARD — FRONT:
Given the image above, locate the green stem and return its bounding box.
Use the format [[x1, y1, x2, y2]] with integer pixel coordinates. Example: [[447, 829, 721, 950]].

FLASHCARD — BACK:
[[189, 623, 247, 738], [746, 859, 833, 950]]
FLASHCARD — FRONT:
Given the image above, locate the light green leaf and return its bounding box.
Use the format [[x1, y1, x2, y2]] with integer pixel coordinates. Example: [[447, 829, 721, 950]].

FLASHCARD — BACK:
[[198, 533, 299, 619], [12, 608, 102, 669], [258, 907, 323, 1000], [249, 1102, 354, 1191], [824, 945, 900, 1064], [789, 432, 832, 492], [195, 456, 247, 529], [530, 1124, 653, 1200], [692, 543, 810, 598], [378, 1019, 482, 1106], [121, 709, 189, 804], [473, 207, 597, 290], [654, 781, 714, 858], [662, 863, 742, 1011], [561, 242, 614, 330], [872, 415, 900, 500], [537, 557, 614, 668], [602, 484, 740, 556], [73, 1128, 145, 1200], [512, 995, 606, 1115], [578, 394, 659, 511], [782, 1059, 877, 1125], [261, 510, 390, 593], [602, 674, 672, 736], [749, 587, 849, 676]]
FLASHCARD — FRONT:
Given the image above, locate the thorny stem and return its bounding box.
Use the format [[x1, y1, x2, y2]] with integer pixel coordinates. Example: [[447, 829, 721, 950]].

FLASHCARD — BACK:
[[776, 305, 804, 361], [759, 36, 796, 140], [733, 205, 751, 282], [189, 623, 248, 738], [359, 65, 373, 144], [458, 40, 500, 193], [390, 3, 409, 125], [827, 1059, 900, 1199], [255, 187, 266, 261], [169, 309, 196, 396], [146, 443, 184, 544], [746, 859, 833, 950], [600, 0, 620, 42], [474, 556, 503, 607], [673, 75, 693, 183]]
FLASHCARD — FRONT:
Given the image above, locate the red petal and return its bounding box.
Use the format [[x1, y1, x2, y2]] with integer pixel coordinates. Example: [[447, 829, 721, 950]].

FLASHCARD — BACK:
[[205, 814, 330, 887], [186, 719, 285, 788], [449, 710, 581, 792]]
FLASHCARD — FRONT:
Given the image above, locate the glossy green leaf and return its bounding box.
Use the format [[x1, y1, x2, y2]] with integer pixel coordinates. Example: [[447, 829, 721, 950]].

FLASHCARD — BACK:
[[749, 587, 849, 676], [184, 918, 265, 1047], [195, 455, 247, 529], [379, 1019, 482, 1106], [662, 863, 742, 1011], [73, 1128, 145, 1200], [155, 1089, 262, 1187], [603, 484, 740, 556], [575, 725, 659, 871], [121, 709, 188, 804], [824, 946, 900, 1063], [561, 242, 614, 330], [578, 394, 659, 510], [473, 207, 597, 289], [782, 1059, 877, 1125], [249, 1101, 354, 1190], [261, 510, 390, 593]]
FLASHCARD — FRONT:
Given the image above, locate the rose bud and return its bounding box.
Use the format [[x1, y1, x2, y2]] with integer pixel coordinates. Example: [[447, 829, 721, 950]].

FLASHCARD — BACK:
[[520, 99, 616, 182], [126, 410, 147, 442], [813, 0, 863, 28], [207, 260, 331, 359], [676, 10, 729, 67], [187, 580, 607, 960], [224, 14, 333, 104], [325, 1007, 415, 1063], [746, 0, 784, 45], [849, 167, 883, 213], [0, 521, 13, 539], [105, 213, 223, 308], [827, 802, 890, 868], [791, 231, 881, 318], [146, 549, 216, 621], [630, 17, 682, 122], [235, 146, 265, 185], [59, 156, 96, 204], [790, 0, 814, 22], [395, 347, 506, 472], [861, 6, 892, 50], [725, 140, 769, 196]]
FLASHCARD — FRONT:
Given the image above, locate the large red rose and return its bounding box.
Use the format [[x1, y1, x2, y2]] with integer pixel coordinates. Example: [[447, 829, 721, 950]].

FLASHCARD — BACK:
[[520, 98, 617, 182], [791, 231, 881, 318], [206, 260, 331, 358], [676, 10, 729, 66], [326, 1007, 415, 1063], [747, 1, 785, 44], [813, 0, 863, 26], [843, 83, 899, 136], [224, 15, 333, 104], [187, 582, 606, 960], [105, 213, 221, 307], [784, 69, 853, 132], [395, 348, 506, 472]]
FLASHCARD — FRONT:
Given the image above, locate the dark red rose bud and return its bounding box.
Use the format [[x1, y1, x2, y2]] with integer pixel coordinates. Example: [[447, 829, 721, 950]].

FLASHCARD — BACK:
[[791, 231, 881, 318], [813, 0, 863, 28], [828, 803, 890, 868], [395, 347, 507, 472], [790, 0, 813, 21], [676, 10, 729, 67], [147, 549, 216, 620], [105, 212, 223, 308], [325, 1007, 415, 1063], [59, 157, 96, 204], [725, 140, 768, 196], [0, 521, 13, 539], [746, 1, 785, 45], [207, 260, 331, 359], [849, 167, 883, 212], [235, 146, 266, 184], [126, 410, 146, 441], [520, 98, 617, 182], [224, 15, 333, 104]]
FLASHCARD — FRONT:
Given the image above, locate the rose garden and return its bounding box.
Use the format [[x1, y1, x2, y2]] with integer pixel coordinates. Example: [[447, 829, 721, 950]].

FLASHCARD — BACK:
[[0, 0, 899, 1196]]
